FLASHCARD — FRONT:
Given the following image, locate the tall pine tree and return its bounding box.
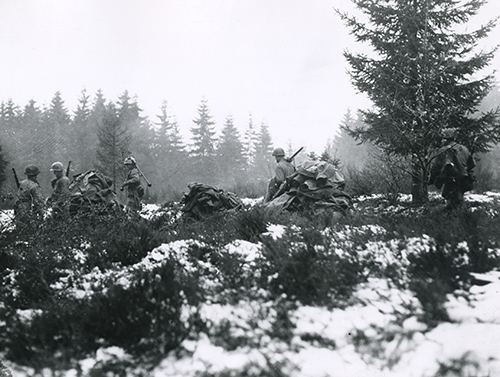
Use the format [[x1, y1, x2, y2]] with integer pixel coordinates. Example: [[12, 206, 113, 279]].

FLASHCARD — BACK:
[[242, 114, 259, 172], [190, 98, 217, 183], [41, 91, 71, 164], [70, 89, 97, 172], [253, 122, 274, 179], [217, 115, 244, 185], [95, 103, 131, 190], [0, 142, 7, 190], [339, 0, 500, 203]]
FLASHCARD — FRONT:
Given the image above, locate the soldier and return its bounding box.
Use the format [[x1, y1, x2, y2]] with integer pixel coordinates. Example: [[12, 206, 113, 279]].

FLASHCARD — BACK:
[[121, 156, 143, 213], [14, 165, 44, 224], [265, 147, 296, 202], [48, 161, 70, 217]]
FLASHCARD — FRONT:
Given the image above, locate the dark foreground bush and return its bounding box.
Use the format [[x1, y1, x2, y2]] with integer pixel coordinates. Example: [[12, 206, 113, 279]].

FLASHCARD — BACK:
[[3, 256, 201, 368], [260, 227, 366, 306]]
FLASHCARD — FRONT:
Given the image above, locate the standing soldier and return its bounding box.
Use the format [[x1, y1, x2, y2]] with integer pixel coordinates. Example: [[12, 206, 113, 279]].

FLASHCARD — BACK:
[[265, 147, 296, 202], [121, 156, 143, 213], [48, 161, 70, 217], [14, 165, 44, 224]]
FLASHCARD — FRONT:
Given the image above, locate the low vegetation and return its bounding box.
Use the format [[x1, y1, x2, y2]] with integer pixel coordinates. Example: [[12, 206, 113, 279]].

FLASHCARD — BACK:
[[1, 192, 500, 376]]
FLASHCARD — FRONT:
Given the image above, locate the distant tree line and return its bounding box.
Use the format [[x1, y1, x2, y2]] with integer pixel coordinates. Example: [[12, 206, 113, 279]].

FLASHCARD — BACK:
[[0, 91, 279, 200]]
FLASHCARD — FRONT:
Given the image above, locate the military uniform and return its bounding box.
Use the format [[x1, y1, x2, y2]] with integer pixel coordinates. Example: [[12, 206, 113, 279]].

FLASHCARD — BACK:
[[123, 167, 142, 212], [14, 169, 44, 224], [429, 143, 475, 208], [49, 162, 71, 217], [265, 149, 296, 202]]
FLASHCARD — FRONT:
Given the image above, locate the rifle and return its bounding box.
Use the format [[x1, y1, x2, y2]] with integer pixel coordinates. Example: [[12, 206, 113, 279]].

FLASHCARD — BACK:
[[286, 147, 304, 162], [66, 161, 72, 177], [12, 168, 20, 189]]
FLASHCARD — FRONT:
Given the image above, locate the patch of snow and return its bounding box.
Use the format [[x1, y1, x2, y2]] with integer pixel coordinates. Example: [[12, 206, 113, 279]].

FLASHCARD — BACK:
[[139, 203, 161, 220], [95, 346, 131, 362], [16, 309, 43, 324], [447, 271, 500, 324], [0, 210, 14, 232], [264, 224, 286, 240], [241, 197, 263, 207], [465, 193, 495, 203], [223, 240, 262, 263]]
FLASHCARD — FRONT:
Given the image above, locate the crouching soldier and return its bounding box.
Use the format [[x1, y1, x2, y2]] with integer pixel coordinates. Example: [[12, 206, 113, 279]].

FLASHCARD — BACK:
[[121, 156, 144, 213], [48, 161, 70, 217], [265, 147, 296, 202], [14, 165, 44, 225]]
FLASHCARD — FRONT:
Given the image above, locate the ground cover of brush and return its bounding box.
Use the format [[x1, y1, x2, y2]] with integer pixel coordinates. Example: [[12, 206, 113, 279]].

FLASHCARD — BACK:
[[0, 192, 500, 376]]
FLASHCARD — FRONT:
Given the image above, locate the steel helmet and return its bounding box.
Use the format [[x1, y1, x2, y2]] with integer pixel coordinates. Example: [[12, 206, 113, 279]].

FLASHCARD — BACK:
[[50, 161, 64, 172], [272, 147, 285, 157], [123, 156, 137, 166], [24, 165, 40, 176]]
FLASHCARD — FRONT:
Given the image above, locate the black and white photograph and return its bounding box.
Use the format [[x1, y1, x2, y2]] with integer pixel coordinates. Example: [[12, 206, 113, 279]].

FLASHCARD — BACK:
[[1, 0, 500, 375]]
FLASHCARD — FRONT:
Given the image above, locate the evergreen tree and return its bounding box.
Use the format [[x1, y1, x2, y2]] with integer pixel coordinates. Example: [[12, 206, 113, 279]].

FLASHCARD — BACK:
[[20, 100, 44, 165], [190, 99, 217, 183], [0, 142, 7, 190], [41, 91, 71, 164], [153, 101, 188, 196], [95, 103, 131, 190], [339, 0, 500, 203], [0, 100, 21, 162], [253, 122, 274, 179], [242, 114, 258, 171], [155, 101, 185, 155], [333, 110, 372, 169], [71, 89, 96, 172], [217, 116, 244, 184]]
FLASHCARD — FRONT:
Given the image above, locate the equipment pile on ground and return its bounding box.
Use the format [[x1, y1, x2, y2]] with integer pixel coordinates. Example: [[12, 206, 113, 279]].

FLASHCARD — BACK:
[[266, 160, 352, 212], [180, 183, 243, 220], [69, 170, 120, 216]]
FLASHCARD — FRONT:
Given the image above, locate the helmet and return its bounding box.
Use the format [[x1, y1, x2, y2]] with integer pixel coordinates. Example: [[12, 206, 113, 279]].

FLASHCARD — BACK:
[[123, 156, 137, 166], [24, 165, 40, 176], [50, 161, 64, 172], [272, 147, 285, 157]]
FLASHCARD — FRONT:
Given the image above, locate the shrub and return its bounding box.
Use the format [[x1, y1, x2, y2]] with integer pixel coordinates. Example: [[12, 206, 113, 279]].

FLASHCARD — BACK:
[[3, 256, 201, 367], [260, 226, 366, 306]]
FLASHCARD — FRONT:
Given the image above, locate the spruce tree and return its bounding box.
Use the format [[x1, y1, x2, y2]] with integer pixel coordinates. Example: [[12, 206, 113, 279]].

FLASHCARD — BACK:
[[217, 116, 244, 184], [95, 103, 131, 190], [20, 100, 44, 169], [253, 122, 274, 179], [41, 91, 71, 164], [0, 142, 7, 190], [155, 101, 185, 155], [190, 99, 217, 183], [154, 101, 188, 197], [339, 0, 500, 203], [242, 114, 259, 171], [71, 89, 96, 172]]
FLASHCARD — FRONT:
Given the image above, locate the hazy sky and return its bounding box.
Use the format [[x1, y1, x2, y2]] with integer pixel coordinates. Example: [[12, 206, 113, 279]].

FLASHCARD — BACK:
[[1, 0, 499, 152]]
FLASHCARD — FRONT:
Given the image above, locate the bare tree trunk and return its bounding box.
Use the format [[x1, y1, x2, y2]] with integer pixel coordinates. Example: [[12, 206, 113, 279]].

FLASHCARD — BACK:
[[411, 161, 429, 205]]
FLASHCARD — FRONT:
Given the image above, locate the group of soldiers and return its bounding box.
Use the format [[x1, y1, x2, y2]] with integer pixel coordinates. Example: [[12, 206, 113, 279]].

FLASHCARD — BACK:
[[12, 147, 294, 225], [13, 157, 144, 224], [11, 139, 474, 225]]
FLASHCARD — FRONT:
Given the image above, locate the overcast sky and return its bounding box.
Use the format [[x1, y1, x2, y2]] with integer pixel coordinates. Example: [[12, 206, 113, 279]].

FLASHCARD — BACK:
[[1, 0, 499, 152]]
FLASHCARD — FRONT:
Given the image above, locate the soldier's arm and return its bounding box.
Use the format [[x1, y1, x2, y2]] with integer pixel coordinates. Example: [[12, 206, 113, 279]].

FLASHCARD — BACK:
[[275, 165, 286, 183], [31, 186, 45, 209], [59, 177, 71, 194], [123, 171, 141, 187]]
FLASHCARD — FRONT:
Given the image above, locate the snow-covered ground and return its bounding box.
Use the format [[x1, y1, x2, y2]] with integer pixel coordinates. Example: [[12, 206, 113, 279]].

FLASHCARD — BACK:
[[0, 209, 14, 231], [3, 192, 500, 377]]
